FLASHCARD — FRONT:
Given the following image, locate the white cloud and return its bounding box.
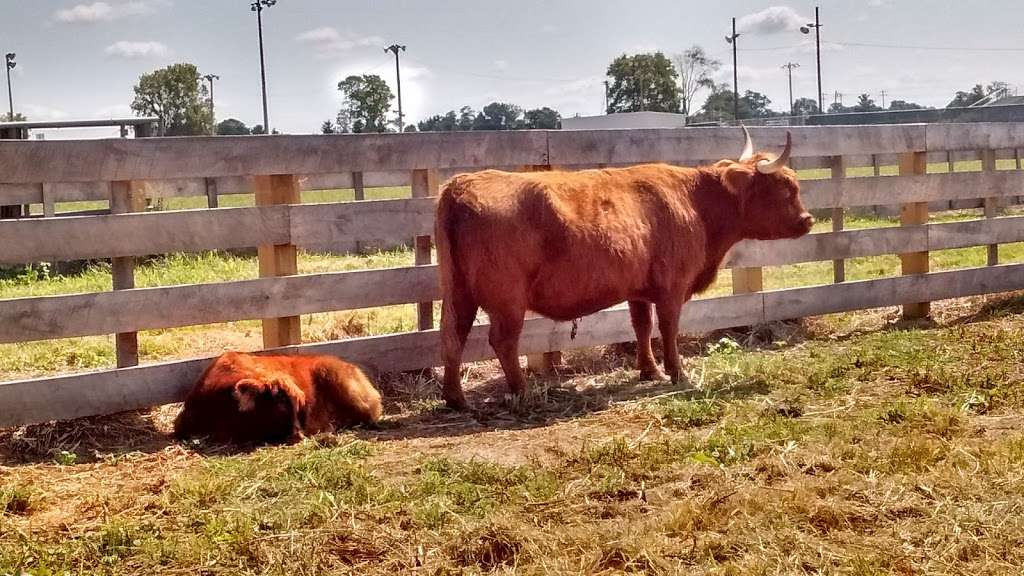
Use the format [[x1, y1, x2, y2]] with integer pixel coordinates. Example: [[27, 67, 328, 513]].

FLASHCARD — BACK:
[[736, 6, 810, 35], [53, 1, 166, 23], [104, 40, 169, 59], [21, 104, 69, 121], [493, 59, 509, 71], [296, 27, 384, 58], [94, 104, 132, 118]]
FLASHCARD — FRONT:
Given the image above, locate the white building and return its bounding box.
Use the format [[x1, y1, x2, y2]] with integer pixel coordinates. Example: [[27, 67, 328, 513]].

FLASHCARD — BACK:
[[560, 111, 689, 130]]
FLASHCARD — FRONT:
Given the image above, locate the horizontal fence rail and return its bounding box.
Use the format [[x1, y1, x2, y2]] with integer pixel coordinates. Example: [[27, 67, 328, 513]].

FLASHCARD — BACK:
[[2, 123, 1024, 428]]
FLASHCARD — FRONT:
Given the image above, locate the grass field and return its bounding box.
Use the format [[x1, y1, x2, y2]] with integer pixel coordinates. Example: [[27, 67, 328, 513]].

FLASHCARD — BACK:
[[2, 167, 1024, 573], [1, 291, 1022, 574]]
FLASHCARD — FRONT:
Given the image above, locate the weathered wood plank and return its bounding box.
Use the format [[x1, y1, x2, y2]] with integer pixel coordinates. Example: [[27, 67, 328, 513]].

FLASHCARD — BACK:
[[290, 197, 435, 252], [981, 150, 999, 266], [899, 151, 930, 319], [830, 156, 846, 283], [411, 169, 438, 331], [12, 259, 1024, 429], [726, 216, 1024, 268], [800, 171, 1024, 210], [0, 266, 440, 344], [764, 264, 1024, 321], [927, 123, 1024, 151], [0, 132, 550, 184], [256, 175, 301, 349], [0, 205, 290, 264], [110, 181, 147, 368], [0, 292, 764, 427], [548, 125, 926, 166]]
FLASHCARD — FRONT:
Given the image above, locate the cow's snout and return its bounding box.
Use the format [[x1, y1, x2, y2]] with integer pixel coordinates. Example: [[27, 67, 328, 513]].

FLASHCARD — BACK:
[[800, 213, 814, 229]]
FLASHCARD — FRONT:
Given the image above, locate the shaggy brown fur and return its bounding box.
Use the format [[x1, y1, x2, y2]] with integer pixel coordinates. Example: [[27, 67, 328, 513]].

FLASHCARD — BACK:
[[174, 352, 382, 444], [435, 141, 812, 409]]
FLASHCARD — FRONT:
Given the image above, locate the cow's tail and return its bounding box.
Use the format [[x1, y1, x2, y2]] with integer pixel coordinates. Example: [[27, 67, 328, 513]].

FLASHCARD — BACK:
[[435, 177, 465, 362]]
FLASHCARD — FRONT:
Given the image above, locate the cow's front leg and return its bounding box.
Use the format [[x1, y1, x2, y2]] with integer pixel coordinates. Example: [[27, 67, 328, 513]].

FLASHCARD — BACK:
[[655, 297, 684, 383], [488, 310, 528, 397], [629, 300, 668, 381]]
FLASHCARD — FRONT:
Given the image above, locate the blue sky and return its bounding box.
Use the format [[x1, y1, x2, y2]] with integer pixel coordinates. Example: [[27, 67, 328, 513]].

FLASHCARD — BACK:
[[2, 0, 1023, 138]]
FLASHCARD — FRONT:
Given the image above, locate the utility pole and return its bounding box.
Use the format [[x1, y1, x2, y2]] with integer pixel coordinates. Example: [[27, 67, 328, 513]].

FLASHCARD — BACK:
[[250, 0, 276, 134], [204, 73, 219, 132], [725, 18, 741, 122], [879, 89, 887, 109], [4, 53, 15, 120], [782, 62, 800, 115], [385, 44, 406, 131], [800, 7, 823, 114], [603, 80, 609, 114]]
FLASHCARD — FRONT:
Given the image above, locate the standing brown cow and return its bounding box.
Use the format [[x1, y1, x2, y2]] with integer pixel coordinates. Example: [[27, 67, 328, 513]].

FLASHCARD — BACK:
[[435, 127, 812, 409]]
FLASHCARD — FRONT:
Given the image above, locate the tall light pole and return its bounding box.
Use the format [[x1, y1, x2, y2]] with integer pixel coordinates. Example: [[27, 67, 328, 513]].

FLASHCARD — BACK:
[[4, 53, 15, 121], [800, 7, 823, 114], [250, 0, 276, 134], [384, 44, 406, 131], [725, 18, 740, 122], [204, 73, 219, 132], [782, 62, 800, 115], [603, 80, 609, 114]]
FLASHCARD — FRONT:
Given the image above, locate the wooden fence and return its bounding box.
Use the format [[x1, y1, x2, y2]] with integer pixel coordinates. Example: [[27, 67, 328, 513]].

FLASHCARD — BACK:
[[2, 124, 1024, 428]]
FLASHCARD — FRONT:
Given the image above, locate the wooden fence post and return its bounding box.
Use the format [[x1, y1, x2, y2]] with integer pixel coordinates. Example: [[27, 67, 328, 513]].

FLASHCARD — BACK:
[[352, 171, 365, 201], [411, 169, 437, 331], [255, 174, 301, 348], [522, 164, 562, 374], [204, 177, 219, 209], [831, 155, 846, 283], [110, 180, 147, 367], [898, 151, 929, 319], [981, 149, 999, 266], [41, 183, 56, 218]]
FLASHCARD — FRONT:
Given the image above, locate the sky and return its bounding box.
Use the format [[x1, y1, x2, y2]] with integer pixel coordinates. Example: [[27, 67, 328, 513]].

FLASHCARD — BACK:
[[1, 0, 1023, 139]]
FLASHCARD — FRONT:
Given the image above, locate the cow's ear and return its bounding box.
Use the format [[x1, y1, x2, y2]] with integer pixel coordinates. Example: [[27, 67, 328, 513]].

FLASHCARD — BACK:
[[232, 379, 263, 412], [718, 163, 756, 196]]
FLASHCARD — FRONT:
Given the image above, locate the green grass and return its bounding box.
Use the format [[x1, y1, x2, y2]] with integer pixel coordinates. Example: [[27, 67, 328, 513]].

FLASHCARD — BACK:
[[4, 293, 1024, 574]]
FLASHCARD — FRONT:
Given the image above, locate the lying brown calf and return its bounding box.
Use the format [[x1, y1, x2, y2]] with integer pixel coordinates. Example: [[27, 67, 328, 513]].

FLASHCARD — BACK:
[[174, 351, 383, 444]]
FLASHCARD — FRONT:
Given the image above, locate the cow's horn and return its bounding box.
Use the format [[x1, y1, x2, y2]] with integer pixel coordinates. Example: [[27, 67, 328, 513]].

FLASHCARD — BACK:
[[756, 131, 793, 174], [739, 123, 754, 161]]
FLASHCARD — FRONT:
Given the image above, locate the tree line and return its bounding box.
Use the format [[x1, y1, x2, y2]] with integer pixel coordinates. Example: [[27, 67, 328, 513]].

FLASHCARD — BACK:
[[117, 60, 1013, 136]]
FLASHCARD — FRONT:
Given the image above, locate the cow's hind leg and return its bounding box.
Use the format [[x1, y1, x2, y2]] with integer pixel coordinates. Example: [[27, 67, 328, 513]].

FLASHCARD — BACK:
[[629, 300, 668, 381], [655, 297, 685, 384], [487, 307, 528, 398], [441, 294, 479, 410]]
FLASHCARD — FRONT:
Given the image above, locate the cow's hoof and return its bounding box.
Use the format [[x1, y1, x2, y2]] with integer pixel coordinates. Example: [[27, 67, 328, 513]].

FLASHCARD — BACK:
[[639, 368, 670, 382], [443, 394, 472, 411]]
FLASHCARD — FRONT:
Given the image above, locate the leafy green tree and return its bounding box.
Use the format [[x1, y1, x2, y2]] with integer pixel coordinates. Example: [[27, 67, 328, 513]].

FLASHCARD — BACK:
[[403, 124, 418, 133], [457, 106, 477, 130], [888, 100, 927, 111], [337, 74, 394, 133], [216, 118, 250, 135], [0, 112, 27, 122], [742, 90, 775, 118], [251, 124, 266, 135], [472, 102, 523, 130], [695, 84, 777, 121], [320, 120, 337, 134], [606, 52, 680, 113], [853, 93, 882, 112], [524, 107, 561, 129], [418, 111, 458, 132], [131, 63, 213, 136], [828, 102, 851, 114], [673, 46, 720, 117], [946, 82, 1008, 108], [792, 97, 820, 116]]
